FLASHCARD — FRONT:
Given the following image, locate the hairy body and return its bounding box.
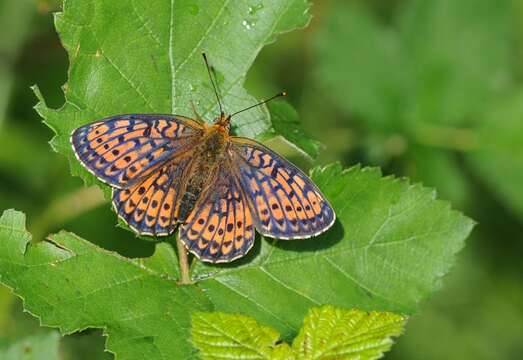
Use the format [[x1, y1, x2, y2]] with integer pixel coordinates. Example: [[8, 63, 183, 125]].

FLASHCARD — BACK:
[[177, 124, 228, 221]]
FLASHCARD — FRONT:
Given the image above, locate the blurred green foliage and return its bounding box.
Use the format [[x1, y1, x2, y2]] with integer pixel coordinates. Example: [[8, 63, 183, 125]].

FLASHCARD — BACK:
[[0, 331, 60, 360], [0, 0, 522, 359]]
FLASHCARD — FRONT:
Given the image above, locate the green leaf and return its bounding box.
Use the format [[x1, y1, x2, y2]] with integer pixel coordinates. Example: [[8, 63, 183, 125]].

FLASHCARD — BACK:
[[191, 312, 291, 360], [293, 305, 405, 360], [34, 0, 311, 188], [467, 90, 523, 220], [0, 331, 60, 360], [0, 161, 473, 358], [0, 165, 474, 358], [194, 164, 474, 336], [0, 209, 213, 359], [191, 306, 406, 360]]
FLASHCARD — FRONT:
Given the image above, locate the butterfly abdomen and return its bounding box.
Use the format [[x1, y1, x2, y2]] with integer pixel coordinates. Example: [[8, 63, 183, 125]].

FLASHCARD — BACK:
[[177, 127, 228, 222]]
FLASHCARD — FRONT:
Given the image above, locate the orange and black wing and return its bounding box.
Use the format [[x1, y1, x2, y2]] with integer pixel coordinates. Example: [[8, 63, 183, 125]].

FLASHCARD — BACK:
[[230, 137, 335, 239], [112, 156, 193, 236], [71, 114, 202, 188], [179, 164, 255, 263]]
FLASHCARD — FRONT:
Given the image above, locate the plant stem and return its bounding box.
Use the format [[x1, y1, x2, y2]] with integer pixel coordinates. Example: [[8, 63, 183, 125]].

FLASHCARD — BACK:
[[175, 233, 191, 284]]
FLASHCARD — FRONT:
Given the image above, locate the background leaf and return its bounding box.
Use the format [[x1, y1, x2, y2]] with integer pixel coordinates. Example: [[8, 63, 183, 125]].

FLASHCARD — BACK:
[[0, 331, 60, 360], [466, 90, 523, 220], [314, 4, 405, 132], [264, 101, 322, 160], [315, 0, 511, 133], [0, 0, 36, 125], [312, 0, 513, 207]]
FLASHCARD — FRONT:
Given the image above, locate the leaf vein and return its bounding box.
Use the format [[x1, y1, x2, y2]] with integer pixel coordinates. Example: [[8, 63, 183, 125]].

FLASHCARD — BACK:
[[259, 267, 320, 305], [324, 257, 405, 307], [213, 277, 296, 331]]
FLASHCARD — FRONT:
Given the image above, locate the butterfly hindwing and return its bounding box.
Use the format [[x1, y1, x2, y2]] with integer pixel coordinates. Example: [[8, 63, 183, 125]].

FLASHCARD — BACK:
[[112, 156, 193, 236], [180, 164, 255, 263], [230, 137, 336, 239], [71, 114, 202, 187]]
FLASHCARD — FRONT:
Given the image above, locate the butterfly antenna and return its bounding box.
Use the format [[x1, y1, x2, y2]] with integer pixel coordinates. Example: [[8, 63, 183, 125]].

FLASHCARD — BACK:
[[202, 53, 224, 116], [229, 92, 287, 119]]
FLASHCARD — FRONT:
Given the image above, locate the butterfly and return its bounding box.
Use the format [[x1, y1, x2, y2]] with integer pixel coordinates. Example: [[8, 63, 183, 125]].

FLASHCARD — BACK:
[[71, 54, 335, 263]]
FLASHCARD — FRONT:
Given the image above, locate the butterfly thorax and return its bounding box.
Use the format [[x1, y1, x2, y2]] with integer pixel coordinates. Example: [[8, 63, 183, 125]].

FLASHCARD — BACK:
[[177, 124, 230, 222]]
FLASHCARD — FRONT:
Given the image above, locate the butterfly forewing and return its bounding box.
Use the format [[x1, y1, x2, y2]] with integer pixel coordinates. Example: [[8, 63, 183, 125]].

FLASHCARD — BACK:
[[71, 114, 202, 187], [230, 137, 335, 240], [180, 163, 255, 263], [112, 156, 193, 236]]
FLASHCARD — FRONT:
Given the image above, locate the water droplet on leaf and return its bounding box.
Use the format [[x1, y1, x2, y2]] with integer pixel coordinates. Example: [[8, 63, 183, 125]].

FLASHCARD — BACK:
[[248, 3, 264, 15], [242, 19, 255, 30]]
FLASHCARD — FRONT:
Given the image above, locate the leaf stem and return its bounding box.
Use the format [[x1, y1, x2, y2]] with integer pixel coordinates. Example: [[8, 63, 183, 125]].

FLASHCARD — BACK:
[[175, 233, 191, 284]]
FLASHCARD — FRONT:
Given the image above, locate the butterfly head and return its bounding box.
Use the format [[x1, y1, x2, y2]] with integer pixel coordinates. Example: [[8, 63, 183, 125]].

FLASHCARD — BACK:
[[214, 112, 231, 130]]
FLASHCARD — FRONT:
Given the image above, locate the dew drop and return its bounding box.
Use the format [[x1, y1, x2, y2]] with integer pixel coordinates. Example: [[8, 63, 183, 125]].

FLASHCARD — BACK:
[[248, 3, 264, 16], [242, 19, 255, 30]]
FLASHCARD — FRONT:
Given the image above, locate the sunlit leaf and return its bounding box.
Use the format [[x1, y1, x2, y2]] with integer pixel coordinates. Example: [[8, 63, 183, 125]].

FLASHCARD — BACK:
[[293, 306, 405, 360], [191, 306, 406, 360], [191, 312, 292, 360]]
